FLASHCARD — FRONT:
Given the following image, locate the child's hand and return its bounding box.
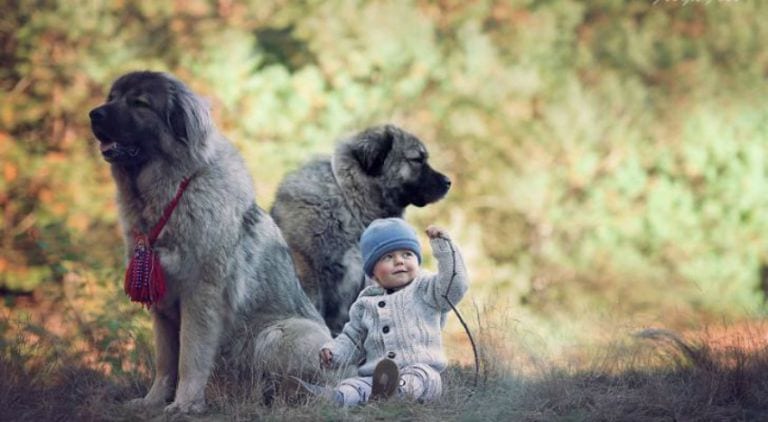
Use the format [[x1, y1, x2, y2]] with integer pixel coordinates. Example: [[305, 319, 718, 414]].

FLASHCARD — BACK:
[[319, 348, 333, 368], [426, 225, 449, 240]]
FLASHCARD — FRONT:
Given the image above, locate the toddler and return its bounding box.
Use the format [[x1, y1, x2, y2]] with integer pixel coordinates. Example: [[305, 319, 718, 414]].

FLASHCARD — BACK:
[[290, 217, 469, 406]]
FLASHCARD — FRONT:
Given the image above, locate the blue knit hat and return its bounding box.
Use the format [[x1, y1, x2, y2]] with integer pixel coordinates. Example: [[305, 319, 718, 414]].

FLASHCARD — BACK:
[[360, 218, 422, 277]]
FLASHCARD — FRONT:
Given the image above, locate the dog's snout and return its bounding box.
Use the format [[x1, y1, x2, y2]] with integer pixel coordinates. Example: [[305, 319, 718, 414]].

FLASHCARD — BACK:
[[89, 106, 107, 123], [441, 174, 452, 189]]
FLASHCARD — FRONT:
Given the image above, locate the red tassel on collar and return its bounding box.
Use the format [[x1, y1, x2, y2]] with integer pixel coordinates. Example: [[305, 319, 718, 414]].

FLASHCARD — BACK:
[[124, 177, 191, 307]]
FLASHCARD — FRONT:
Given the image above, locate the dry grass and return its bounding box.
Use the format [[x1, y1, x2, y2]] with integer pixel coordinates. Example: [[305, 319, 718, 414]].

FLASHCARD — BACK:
[[3, 304, 768, 421]]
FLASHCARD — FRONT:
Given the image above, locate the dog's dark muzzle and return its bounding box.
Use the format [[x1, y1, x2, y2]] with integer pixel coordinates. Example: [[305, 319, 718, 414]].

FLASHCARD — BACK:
[[89, 105, 108, 124], [408, 171, 451, 207], [89, 105, 141, 163], [430, 173, 452, 200], [438, 174, 452, 192]]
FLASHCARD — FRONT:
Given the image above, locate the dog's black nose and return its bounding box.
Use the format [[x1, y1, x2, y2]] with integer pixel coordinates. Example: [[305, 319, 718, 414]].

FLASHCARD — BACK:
[[441, 175, 452, 189], [89, 107, 106, 123]]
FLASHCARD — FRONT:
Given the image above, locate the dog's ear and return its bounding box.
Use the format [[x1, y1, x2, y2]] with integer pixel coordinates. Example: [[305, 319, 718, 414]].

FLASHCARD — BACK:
[[351, 126, 395, 176], [167, 77, 212, 146]]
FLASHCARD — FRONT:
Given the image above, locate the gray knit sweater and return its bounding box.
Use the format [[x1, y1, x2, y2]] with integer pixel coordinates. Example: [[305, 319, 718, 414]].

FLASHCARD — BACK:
[[322, 237, 469, 376]]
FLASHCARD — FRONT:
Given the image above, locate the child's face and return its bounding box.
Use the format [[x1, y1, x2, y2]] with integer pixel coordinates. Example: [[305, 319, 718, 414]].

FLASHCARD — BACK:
[[372, 249, 420, 289]]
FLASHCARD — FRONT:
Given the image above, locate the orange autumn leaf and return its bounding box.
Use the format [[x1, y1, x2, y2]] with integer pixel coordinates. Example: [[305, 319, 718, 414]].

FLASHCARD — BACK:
[[38, 189, 54, 204], [67, 213, 90, 231], [3, 163, 17, 182]]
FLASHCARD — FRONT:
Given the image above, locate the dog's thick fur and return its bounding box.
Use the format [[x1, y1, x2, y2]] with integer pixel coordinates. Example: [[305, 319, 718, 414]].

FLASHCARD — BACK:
[[89, 71, 331, 413], [271, 125, 451, 333]]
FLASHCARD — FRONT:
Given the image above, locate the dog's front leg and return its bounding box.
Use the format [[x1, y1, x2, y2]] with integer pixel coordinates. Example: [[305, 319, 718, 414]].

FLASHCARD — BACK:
[[164, 292, 224, 414], [129, 310, 179, 408]]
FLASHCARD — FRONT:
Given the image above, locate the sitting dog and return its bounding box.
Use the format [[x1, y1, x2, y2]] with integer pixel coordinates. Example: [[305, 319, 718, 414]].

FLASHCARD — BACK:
[[89, 71, 331, 413]]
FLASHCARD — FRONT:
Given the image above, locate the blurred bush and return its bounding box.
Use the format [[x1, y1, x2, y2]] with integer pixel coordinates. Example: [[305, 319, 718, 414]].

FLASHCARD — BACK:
[[1, 0, 767, 323]]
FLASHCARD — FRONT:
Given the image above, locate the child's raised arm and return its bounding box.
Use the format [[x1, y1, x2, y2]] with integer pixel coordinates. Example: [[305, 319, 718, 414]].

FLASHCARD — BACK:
[[417, 225, 469, 310]]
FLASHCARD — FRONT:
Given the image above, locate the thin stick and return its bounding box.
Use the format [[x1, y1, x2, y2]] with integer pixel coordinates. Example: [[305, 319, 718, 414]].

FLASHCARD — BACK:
[[440, 239, 480, 387]]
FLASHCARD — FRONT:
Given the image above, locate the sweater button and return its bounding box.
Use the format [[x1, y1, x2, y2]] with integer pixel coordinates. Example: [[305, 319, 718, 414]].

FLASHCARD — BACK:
[[388, 352, 396, 359], [378, 301, 386, 308], [382, 326, 390, 334]]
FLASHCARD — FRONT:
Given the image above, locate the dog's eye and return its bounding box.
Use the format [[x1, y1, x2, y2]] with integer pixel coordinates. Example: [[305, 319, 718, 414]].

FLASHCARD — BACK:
[[130, 97, 151, 108], [409, 156, 425, 164]]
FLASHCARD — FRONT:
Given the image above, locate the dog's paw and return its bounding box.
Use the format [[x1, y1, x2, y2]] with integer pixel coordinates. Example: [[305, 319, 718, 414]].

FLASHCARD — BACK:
[[164, 399, 207, 415]]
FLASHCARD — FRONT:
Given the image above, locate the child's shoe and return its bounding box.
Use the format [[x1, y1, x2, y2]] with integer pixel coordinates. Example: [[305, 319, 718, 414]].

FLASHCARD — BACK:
[[370, 358, 400, 401]]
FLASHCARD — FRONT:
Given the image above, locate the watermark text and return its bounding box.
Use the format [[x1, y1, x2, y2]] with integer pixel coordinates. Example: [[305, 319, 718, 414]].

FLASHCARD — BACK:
[[653, 0, 740, 5]]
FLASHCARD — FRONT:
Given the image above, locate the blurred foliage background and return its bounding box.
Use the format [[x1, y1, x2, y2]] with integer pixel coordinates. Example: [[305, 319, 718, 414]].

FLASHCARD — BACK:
[[2, 0, 768, 355]]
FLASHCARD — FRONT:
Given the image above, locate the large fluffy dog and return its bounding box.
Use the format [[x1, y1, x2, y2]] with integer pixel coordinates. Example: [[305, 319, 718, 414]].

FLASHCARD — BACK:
[[271, 125, 451, 334], [89, 71, 330, 413]]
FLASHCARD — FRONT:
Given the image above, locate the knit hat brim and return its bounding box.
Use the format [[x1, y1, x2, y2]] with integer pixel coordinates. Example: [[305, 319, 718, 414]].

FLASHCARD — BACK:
[[363, 238, 422, 277]]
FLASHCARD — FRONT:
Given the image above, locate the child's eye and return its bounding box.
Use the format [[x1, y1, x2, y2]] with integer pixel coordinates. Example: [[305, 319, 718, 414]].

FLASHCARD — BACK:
[[403, 251, 413, 257]]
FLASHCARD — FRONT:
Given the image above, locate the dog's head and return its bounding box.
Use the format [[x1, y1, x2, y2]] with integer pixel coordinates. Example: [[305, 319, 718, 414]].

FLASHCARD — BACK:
[[88, 71, 212, 168], [349, 125, 451, 208]]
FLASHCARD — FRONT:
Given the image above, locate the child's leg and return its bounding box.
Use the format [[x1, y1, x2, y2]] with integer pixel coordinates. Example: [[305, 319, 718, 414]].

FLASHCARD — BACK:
[[335, 376, 373, 406], [398, 364, 442, 402]]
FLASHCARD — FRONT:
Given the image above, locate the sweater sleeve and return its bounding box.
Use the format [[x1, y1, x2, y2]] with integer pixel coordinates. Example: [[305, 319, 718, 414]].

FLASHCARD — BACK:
[[321, 299, 367, 368], [416, 237, 470, 311]]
